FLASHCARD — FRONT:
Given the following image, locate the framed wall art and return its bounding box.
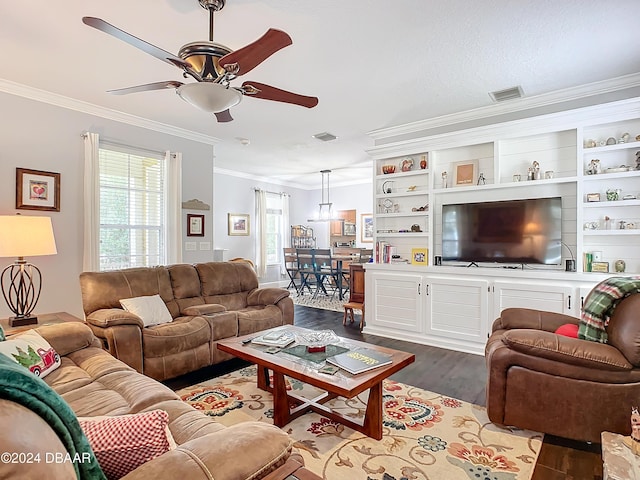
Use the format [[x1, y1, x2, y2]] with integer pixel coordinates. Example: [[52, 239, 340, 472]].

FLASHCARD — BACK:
[[228, 213, 250, 236], [361, 213, 373, 243], [453, 160, 478, 187], [187, 214, 205, 236], [16, 168, 60, 211]]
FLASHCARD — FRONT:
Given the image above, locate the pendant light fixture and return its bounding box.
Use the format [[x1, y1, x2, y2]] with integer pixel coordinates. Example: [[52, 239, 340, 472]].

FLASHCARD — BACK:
[[307, 170, 338, 222]]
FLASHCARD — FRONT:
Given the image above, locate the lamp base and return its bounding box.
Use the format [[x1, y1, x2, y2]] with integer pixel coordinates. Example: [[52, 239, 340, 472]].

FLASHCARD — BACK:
[[9, 315, 38, 327]]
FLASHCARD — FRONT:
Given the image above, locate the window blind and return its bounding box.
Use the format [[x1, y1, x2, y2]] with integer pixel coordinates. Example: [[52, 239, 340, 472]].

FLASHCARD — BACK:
[[98, 146, 166, 271]]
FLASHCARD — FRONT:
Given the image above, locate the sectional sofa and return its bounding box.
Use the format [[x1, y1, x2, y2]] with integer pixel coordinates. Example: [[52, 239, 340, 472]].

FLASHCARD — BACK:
[[0, 321, 301, 479]]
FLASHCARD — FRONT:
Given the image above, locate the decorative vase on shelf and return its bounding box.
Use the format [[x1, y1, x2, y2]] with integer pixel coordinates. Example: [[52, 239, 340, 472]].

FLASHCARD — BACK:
[[420, 155, 427, 169], [401, 158, 414, 172], [606, 189, 621, 201]]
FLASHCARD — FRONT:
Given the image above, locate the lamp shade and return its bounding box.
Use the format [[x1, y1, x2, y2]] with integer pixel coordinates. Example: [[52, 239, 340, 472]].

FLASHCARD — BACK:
[[0, 215, 57, 258], [176, 83, 242, 113]]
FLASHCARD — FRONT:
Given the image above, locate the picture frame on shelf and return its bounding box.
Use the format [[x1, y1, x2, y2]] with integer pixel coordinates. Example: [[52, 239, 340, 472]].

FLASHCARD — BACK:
[[411, 247, 428, 266], [228, 213, 250, 236], [453, 160, 478, 187], [16, 168, 60, 212], [361, 213, 373, 243], [187, 214, 205, 237], [586, 193, 601, 202], [591, 261, 609, 273]]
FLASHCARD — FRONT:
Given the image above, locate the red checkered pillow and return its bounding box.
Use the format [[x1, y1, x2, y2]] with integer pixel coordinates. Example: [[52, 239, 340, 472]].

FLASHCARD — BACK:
[[78, 409, 176, 479]]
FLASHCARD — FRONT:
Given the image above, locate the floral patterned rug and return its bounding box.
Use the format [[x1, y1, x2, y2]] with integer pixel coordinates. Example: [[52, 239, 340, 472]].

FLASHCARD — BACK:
[[177, 366, 542, 479]]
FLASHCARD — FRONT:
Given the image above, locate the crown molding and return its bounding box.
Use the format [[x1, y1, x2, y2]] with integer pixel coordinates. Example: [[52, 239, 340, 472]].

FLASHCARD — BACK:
[[0, 79, 222, 146], [367, 73, 640, 141], [213, 166, 308, 190], [366, 96, 640, 159], [213, 166, 372, 190]]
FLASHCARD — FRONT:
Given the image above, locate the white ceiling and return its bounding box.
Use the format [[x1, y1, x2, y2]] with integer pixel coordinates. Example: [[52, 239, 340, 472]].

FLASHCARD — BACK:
[[2, 0, 640, 188]]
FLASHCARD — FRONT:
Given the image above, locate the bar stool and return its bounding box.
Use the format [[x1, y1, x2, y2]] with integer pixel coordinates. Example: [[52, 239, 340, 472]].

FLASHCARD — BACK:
[[343, 301, 364, 330]]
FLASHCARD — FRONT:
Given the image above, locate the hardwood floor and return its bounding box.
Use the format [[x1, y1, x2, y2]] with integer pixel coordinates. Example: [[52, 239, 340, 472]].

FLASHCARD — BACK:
[[165, 305, 603, 480]]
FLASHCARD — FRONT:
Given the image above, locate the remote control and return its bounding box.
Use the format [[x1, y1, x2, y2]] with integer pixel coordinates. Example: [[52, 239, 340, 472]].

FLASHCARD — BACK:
[[241, 337, 254, 345]]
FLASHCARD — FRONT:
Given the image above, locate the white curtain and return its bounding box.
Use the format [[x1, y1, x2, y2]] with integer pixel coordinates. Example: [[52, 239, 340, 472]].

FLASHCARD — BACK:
[[255, 189, 268, 278], [280, 193, 290, 275], [165, 151, 183, 265], [82, 132, 100, 272]]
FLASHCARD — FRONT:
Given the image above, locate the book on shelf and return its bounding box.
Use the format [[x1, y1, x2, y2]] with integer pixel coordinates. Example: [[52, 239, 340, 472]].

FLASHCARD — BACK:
[[375, 241, 396, 263], [391, 258, 409, 264], [326, 348, 393, 374], [251, 330, 295, 348]]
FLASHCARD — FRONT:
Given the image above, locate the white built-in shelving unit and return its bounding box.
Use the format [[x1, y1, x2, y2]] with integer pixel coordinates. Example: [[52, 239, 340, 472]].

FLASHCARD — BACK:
[[363, 97, 640, 355]]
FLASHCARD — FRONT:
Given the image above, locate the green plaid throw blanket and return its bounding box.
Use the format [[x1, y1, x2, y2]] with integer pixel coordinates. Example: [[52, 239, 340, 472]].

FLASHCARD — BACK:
[[578, 276, 640, 343]]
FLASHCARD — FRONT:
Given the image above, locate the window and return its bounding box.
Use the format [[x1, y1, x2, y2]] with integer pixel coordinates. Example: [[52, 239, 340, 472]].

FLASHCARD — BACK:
[[265, 193, 283, 264], [98, 145, 166, 271]]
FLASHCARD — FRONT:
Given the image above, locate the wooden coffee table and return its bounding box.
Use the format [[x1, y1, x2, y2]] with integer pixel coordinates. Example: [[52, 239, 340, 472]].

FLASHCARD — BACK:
[[217, 326, 415, 440]]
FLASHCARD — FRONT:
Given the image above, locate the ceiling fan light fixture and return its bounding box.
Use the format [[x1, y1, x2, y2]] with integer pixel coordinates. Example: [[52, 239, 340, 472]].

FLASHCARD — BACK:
[[176, 82, 242, 113]]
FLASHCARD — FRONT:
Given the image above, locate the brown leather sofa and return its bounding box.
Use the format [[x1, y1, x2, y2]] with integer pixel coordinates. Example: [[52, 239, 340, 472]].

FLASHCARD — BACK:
[[80, 262, 294, 381], [0, 322, 298, 480], [485, 294, 640, 443]]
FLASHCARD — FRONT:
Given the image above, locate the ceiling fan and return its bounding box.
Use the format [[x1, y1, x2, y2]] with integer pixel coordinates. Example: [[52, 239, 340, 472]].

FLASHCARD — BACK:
[[82, 0, 318, 123]]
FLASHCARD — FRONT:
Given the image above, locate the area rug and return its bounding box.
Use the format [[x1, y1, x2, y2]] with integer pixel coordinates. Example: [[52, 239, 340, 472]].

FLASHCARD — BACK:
[[177, 366, 543, 480], [289, 288, 352, 313]]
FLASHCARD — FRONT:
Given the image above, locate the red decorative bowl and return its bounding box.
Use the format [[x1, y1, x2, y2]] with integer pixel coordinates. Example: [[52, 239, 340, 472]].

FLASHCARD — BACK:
[[382, 165, 396, 174]]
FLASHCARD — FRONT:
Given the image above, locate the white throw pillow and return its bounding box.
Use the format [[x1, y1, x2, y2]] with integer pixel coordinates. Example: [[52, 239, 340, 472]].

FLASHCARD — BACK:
[[0, 330, 61, 378], [120, 294, 173, 327]]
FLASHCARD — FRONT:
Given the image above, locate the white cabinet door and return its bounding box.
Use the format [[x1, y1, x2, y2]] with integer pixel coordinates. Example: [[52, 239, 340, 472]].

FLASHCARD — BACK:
[[366, 271, 425, 333], [427, 277, 489, 344], [492, 280, 576, 318], [578, 285, 595, 313]]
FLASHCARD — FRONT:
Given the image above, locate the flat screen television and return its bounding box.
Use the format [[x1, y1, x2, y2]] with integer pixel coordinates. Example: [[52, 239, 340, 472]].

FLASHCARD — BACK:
[[442, 197, 562, 265]]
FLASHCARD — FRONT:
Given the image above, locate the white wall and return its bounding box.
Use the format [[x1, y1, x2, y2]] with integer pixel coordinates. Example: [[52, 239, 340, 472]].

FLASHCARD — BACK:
[[0, 92, 215, 318], [211, 173, 374, 284], [211, 171, 315, 262]]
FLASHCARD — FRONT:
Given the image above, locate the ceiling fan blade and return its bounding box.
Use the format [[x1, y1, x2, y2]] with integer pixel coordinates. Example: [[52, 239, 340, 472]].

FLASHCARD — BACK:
[[82, 17, 190, 70], [242, 82, 318, 108], [215, 110, 234, 123], [219, 29, 292, 76], [107, 81, 184, 95]]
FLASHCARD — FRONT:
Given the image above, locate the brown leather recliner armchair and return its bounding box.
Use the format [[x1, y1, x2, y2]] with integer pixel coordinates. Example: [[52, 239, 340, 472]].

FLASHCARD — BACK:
[[486, 294, 640, 443]]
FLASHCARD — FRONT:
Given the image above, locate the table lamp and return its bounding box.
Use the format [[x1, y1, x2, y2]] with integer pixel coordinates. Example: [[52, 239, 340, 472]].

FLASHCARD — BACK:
[[0, 215, 57, 327]]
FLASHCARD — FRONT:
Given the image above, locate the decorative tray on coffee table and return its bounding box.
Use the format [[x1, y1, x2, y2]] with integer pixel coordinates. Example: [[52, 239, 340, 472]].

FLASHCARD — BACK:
[[282, 330, 348, 363], [293, 329, 340, 347]]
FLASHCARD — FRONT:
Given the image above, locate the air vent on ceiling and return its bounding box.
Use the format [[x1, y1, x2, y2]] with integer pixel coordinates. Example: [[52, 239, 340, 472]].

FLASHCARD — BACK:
[[312, 132, 338, 142], [489, 86, 524, 103]]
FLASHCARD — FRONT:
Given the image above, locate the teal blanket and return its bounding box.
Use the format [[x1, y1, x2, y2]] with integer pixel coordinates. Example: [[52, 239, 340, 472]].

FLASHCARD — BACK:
[[579, 276, 640, 343], [0, 353, 106, 479]]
